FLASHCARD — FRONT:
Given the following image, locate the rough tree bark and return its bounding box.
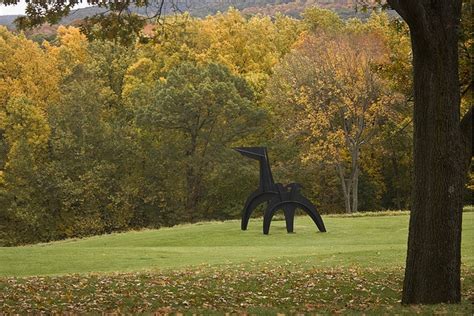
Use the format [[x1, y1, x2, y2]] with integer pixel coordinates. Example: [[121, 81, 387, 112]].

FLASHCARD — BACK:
[[387, 0, 472, 304]]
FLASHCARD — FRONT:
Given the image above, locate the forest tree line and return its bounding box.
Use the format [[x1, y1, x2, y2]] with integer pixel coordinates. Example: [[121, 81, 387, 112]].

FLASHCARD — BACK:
[[0, 6, 472, 245]]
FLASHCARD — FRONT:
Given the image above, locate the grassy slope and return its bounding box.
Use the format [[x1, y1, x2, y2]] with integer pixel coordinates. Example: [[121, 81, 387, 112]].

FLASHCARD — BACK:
[[1, 212, 473, 277]]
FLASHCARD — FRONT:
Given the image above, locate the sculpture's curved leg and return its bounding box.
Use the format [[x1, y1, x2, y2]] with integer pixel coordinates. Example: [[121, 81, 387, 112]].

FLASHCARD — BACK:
[[262, 193, 285, 234], [294, 195, 326, 233], [263, 200, 278, 235], [263, 201, 326, 234], [283, 204, 296, 233], [241, 190, 278, 230]]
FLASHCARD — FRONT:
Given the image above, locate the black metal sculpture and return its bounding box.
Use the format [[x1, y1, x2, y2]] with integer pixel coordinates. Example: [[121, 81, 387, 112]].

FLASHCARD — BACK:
[[234, 147, 326, 234]]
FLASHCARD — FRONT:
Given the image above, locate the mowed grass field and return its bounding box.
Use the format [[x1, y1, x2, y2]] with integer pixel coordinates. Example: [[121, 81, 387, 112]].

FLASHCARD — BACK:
[[1, 212, 473, 277], [0, 212, 473, 314]]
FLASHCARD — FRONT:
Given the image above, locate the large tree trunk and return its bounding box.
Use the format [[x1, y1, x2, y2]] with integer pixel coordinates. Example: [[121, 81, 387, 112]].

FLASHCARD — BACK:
[[388, 0, 466, 304]]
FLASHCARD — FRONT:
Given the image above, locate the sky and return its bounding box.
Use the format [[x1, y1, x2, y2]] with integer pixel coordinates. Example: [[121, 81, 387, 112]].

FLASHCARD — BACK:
[[0, 1, 91, 16]]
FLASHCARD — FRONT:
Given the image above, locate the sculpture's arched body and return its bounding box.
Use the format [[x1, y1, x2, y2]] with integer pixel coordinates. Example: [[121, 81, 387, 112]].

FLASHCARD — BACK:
[[234, 147, 326, 234]]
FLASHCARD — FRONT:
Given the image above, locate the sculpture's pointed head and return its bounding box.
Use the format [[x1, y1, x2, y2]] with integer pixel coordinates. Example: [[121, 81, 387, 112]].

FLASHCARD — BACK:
[[233, 147, 267, 160]]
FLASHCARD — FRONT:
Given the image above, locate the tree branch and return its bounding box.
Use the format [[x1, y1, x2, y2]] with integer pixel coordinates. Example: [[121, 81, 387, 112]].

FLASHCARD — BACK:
[[386, 0, 429, 32]]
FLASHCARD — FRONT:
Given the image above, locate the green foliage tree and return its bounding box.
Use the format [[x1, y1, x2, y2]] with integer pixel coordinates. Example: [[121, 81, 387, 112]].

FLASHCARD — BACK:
[[0, 97, 54, 244], [136, 62, 264, 220]]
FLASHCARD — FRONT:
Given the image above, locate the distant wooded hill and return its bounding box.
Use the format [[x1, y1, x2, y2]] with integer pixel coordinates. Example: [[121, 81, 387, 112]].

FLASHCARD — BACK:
[[0, 0, 368, 30]]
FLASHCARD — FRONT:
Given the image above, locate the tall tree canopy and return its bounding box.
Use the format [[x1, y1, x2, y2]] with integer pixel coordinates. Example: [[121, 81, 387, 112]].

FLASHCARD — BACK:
[[268, 31, 396, 213], [135, 62, 263, 220]]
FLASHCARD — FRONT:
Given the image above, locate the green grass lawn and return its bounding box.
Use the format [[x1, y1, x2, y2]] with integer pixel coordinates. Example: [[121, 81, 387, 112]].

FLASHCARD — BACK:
[[0, 212, 473, 314], [1, 212, 473, 277]]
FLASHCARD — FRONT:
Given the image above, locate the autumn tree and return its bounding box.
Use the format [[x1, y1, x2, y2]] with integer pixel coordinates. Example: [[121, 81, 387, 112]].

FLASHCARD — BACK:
[[124, 9, 301, 94], [0, 26, 60, 244], [302, 6, 345, 32], [357, 13, 413, 210], [268, 32, 396, 213]]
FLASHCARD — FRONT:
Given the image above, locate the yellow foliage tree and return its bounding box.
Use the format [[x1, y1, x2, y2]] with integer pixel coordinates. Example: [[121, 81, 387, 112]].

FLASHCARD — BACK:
[[123, 9, 302, 103], [268, 32, 399, 213], [44, 26, 90, 77], [0, 27, 60, 181]]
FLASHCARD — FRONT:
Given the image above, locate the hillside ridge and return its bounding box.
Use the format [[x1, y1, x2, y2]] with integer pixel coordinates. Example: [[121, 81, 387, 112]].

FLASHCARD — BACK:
[[0, 0, 363, 30]]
